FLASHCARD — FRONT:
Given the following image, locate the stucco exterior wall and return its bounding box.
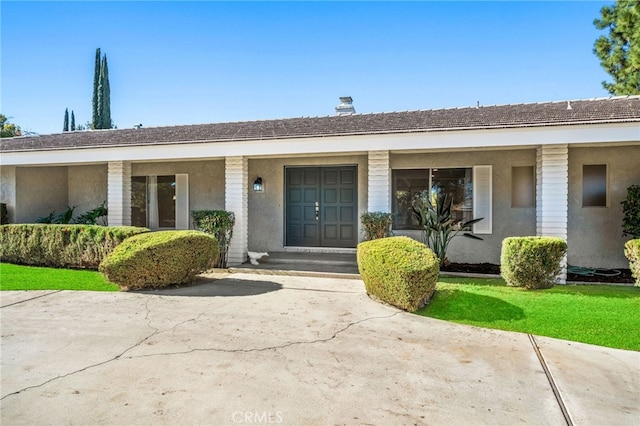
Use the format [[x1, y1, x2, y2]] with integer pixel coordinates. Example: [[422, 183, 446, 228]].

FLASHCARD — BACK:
[[248, 155, 368, 252], [568, 144, 640, 268], [132, 160, 225, 228], [68, 164, 108, 220], [390, 148, 538, 264], [15, 166, 69, 223], [1, 165, 16, 223]]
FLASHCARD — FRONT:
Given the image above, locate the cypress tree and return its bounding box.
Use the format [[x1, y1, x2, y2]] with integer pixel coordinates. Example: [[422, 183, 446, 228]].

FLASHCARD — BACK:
[[98, 55, 111, 129], [63, 108, 69, 132], [92, 48, 101, 129], [71, 110, 76, 131]]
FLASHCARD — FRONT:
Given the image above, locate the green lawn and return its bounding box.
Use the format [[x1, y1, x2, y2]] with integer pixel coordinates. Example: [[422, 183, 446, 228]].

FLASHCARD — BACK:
[[0, 263, 119, 291], [417, 277, 640, 351]]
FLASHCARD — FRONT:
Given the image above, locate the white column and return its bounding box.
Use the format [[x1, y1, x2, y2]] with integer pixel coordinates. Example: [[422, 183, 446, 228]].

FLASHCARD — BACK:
[[536, 145, 568, 283], [1, 165, 16, 223], [107, 161, 131, 226], [225, 156, 248, 266], [367, 150, 390, 212]]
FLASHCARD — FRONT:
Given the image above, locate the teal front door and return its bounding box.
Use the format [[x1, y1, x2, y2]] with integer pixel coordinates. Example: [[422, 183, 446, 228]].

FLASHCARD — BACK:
[[285, 166, 357, 248]]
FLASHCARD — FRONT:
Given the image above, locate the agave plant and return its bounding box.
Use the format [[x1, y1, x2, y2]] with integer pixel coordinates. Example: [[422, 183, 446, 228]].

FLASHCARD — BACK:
[[411, 192, 483, 266]]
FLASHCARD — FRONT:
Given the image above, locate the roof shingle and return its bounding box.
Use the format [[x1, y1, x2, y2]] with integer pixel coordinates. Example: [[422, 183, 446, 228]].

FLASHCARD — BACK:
[[2, 96, 639, 152]]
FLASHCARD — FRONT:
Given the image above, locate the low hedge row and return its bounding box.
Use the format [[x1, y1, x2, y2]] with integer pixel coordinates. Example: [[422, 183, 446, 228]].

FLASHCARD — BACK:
[[99, 230, 218, 290], [500, 236, 567, 289], [357, 236, 440, 311], [624, 239, 640, 286], [0, 224, 149, 269]]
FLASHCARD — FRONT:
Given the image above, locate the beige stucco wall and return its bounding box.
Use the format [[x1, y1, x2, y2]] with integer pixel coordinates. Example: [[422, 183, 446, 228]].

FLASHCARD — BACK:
[[248, 155, 369, 252], [68, 164, 108, 221], [132, 160, 225, 228], [15, 166, 69, 223], [1, 165, 17, 223], [390, 148, 538, 264], [568, 144, 640, 268]]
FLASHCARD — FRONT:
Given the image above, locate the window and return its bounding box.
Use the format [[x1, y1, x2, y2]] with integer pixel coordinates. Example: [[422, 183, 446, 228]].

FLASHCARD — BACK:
[[392, 167, 474, 229], [512, 166, 535, 208], [131, 174, 189, 229], [583, 164, 607, 207]]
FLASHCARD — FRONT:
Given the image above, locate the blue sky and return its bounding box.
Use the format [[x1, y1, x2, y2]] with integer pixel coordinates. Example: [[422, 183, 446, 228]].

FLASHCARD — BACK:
[[2, 1, 612, 135]]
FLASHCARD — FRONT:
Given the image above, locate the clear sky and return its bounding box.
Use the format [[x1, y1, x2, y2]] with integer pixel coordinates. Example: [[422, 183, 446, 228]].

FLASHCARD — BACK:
[[2, 1, 612, 135]]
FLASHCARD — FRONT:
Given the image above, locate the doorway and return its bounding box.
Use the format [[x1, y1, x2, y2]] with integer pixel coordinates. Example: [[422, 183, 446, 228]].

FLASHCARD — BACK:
[[285, 166, 357, 248]]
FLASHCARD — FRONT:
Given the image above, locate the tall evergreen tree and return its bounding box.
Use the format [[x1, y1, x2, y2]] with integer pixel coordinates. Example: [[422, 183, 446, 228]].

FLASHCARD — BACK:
[[98, 55, 111, 129], [593, 0, 640, 95], [92, 48, 101, 129], [71, 110, 76, 131], [63, 108, 69, 132]]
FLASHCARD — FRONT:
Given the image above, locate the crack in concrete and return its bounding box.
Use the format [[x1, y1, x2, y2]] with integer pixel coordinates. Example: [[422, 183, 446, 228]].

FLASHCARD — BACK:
[[124, 311, 402, 358], [0, 311, 400, 400], [0, 290, 63, 308], [3, 297, 177, 400]]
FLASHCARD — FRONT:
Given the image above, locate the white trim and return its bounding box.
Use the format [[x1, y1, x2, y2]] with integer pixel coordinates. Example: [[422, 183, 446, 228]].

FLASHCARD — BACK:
[[175, 173, 189, 229], [473, 165, 492, 234]]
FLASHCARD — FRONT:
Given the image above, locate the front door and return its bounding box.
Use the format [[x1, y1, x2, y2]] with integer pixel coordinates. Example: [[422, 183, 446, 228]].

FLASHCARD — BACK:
[[285, 166, 357, 247]]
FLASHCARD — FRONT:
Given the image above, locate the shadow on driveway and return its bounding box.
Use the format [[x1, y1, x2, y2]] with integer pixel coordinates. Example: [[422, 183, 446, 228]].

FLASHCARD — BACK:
[[134, 277, 283, 297]]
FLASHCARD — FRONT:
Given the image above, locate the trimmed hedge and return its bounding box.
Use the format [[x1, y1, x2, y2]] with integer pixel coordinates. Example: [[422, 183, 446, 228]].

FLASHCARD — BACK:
[[624, 239, 640, 286], [501, 236, 567, 289], [357, 236, 440, 312], [360, 212, 393, 241], [0, 224, 149, 269], [99, 230, 218, 290]]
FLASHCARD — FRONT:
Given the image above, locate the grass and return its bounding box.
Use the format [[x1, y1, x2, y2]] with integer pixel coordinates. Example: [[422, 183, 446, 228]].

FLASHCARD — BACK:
[[0, 263, 119, 292], [416, 276, 640, 351]]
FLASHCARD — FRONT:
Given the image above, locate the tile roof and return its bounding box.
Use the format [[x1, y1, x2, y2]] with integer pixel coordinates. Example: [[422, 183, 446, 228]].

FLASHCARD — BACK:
[[2, 96, 639, 152]]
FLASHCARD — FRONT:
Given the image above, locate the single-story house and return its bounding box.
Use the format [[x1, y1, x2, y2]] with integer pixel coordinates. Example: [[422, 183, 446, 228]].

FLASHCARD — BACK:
[[1, 96, 639, 281]]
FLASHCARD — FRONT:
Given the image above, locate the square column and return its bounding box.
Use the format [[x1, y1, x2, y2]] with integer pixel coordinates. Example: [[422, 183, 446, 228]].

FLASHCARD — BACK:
[[225, 156, 248, 266], [107, 161, 131, 226], [367, 150, 390, 213], [536, 145, 568, 283]]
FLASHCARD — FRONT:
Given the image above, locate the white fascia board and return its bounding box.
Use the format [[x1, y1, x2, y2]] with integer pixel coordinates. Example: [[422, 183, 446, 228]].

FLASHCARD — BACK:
[[2, 122, 638, 166]]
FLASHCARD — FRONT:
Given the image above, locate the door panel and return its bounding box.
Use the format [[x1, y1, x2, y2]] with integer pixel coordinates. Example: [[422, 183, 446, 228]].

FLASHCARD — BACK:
[[286, 166, 357, 247], [286, 168, 320, 246]]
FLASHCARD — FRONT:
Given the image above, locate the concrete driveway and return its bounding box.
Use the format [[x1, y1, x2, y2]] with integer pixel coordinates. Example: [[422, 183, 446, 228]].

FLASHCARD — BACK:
[[1, 272, 638, 425]]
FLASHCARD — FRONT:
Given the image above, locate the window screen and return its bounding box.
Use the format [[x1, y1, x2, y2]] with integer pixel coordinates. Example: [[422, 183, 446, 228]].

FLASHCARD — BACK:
[[582, 164, 607, 207]]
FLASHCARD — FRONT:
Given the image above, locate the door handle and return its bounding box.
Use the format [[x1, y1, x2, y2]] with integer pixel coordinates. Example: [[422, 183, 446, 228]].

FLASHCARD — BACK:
[[315, 201, 319, 220]]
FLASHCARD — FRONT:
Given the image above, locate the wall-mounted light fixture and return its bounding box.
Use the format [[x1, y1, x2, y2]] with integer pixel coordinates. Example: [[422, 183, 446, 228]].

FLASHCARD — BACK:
[[253, 176, 264, 192]]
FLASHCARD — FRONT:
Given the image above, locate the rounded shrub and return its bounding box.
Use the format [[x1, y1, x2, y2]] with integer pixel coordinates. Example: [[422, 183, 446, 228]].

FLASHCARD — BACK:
[[99, 230, 218, 290], [357, 236, 440, 312], [501, 236, 567, 289], [624, 239, 640, 286]]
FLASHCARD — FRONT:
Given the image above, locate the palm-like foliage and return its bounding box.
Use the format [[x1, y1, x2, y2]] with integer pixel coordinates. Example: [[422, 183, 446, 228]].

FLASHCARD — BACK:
[[412, 192, 483, 266]]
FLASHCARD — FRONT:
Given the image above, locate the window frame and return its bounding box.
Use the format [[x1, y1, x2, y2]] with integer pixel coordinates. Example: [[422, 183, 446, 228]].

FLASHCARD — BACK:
[[390, 165, 492, 234]]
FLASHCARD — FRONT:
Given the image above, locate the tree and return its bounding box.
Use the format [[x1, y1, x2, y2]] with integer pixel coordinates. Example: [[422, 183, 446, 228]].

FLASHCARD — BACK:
[[63, 108, 69, 132], [91, 48, 113, 129], [98, 55, 111, 129], [1, 114, 21, 138], [71, 110, 76, 131], [92, 48, 101, 128], [593, 0, 640, 95]]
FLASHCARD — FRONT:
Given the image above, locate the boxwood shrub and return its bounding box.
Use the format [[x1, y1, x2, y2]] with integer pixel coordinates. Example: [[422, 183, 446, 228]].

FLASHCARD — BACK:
[[0, 224, 149, 269], [624, 239, 640, 286], [357, 236, 440, 312], [99, 230, 218, 290], [501, 236, 567, 289]]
